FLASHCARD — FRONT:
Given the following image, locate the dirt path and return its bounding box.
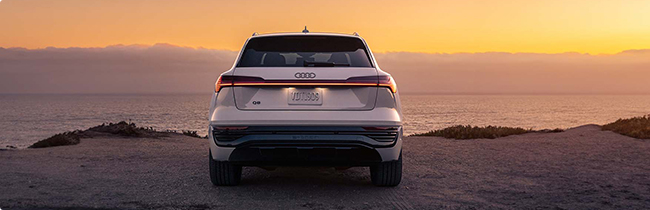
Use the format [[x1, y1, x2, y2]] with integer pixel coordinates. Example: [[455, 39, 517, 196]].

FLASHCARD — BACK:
[[1, 125, 649, 210]]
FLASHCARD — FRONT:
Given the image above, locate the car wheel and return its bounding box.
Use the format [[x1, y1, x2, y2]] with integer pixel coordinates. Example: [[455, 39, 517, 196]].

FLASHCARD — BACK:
[[209, 150, 242, 186], [370, 152, 402, 186]]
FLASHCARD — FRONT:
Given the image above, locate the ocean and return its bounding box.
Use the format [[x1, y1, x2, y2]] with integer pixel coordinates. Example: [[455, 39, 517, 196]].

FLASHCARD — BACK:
[[1, 94, 649, 148]]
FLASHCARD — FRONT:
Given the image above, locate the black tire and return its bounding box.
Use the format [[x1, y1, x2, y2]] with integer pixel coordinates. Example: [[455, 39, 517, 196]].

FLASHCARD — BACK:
[[209, 150, 242, 186], [370, 152, 402, 186]]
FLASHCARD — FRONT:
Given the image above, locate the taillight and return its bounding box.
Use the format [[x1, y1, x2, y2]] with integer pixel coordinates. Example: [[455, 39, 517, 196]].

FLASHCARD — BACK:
[[214, 76, 222, 92], [214, 75, 235, 92], [230, 76, 265, 85], [378, 76, 397, 93], [345, 76, 379, 84]]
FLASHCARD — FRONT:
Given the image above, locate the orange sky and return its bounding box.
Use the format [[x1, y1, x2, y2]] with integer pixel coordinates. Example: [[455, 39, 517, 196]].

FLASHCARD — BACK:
[[0, 0, 649, 54]]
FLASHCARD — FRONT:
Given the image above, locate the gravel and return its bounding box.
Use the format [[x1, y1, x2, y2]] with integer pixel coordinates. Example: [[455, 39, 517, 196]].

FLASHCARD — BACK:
[[1, 125, 649, 210]]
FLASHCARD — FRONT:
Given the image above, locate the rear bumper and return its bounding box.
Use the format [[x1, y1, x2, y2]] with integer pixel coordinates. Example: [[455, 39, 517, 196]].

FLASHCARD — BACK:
[[208, 126, 403, 166], [209, 108, 402, 127]]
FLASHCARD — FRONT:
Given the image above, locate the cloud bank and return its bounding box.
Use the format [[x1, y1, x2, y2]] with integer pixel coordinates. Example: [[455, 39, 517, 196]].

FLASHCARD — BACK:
[[0, 44, 238, 94], [374, 51, 650, 94], [1, 44, 649, 94]]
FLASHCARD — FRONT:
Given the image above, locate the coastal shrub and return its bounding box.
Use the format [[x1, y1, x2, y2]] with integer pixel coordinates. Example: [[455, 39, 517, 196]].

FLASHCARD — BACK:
[[86, 121, 163, 138], [29, 131, 81, 148], [602, 115, 650, 139], [87, 121, 141, 137], [411, 125, 531, 139]]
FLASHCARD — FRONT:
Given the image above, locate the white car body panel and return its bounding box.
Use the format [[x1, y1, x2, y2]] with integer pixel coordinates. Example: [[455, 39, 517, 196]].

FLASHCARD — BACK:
[[208, 32, 403, 163]]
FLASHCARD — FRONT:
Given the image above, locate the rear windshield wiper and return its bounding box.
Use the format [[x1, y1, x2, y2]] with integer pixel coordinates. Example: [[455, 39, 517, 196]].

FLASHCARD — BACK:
[[304, 61, 350, 67]]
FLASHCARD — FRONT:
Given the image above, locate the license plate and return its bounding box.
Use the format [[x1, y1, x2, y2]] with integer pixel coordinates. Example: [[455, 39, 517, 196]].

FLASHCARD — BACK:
[[288, 89, 323, 105]]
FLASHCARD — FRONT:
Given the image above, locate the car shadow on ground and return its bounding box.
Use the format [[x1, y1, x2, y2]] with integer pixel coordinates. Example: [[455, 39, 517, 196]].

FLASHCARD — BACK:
[[202, 167, 407, 209]]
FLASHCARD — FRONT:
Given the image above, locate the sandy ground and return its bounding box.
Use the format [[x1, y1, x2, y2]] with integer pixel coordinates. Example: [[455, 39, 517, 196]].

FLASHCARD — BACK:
[[1, 125, 649, 210]]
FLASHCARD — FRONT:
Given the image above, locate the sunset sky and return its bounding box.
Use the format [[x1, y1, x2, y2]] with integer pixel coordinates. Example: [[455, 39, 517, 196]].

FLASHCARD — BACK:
[[1, 0, 649, 54], [1, 0, 649, 94]]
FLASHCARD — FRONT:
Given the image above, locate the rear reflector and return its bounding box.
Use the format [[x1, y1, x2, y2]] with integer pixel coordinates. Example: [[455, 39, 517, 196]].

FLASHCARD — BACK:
[[363, 127, 399, 131], [215, 126, 249, 130]]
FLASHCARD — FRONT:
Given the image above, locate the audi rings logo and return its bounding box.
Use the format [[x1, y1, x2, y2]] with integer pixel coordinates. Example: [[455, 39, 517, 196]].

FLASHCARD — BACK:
[[294, 72, 316, 79]]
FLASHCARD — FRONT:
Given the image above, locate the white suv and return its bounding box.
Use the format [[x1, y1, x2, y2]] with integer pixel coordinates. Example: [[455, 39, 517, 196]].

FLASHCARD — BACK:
[[208, 31, 403, 186]]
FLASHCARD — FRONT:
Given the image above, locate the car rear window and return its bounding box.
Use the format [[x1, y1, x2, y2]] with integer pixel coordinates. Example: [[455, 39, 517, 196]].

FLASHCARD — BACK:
[[237, 36, 373, 67]]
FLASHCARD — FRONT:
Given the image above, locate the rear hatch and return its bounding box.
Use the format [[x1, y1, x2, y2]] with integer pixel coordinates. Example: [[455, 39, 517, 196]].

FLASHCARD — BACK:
[[231, 35, 379, 111], [232, 67, 378, 111]]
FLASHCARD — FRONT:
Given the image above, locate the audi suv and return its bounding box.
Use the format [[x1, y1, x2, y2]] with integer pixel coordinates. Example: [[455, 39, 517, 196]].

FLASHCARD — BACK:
[[208, 31, 403, 186]]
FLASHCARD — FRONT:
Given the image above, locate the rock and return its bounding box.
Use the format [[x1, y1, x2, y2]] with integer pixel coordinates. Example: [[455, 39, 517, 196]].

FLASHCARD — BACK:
[[28, 131, 81, 148]]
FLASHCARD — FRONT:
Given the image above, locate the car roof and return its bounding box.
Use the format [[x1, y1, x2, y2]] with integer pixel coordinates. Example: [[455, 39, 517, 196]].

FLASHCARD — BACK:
[[250, 32, 361, 39]]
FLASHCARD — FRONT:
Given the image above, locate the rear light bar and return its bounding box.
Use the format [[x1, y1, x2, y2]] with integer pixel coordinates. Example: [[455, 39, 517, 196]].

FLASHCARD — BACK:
[[214, 126, 249, 130], [215, 75, 397, 93]]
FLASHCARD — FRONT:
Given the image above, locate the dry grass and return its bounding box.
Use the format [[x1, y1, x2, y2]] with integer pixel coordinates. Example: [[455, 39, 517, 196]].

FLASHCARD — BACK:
[[602, 115, 650, 139], [411, 125, 563, 139]]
